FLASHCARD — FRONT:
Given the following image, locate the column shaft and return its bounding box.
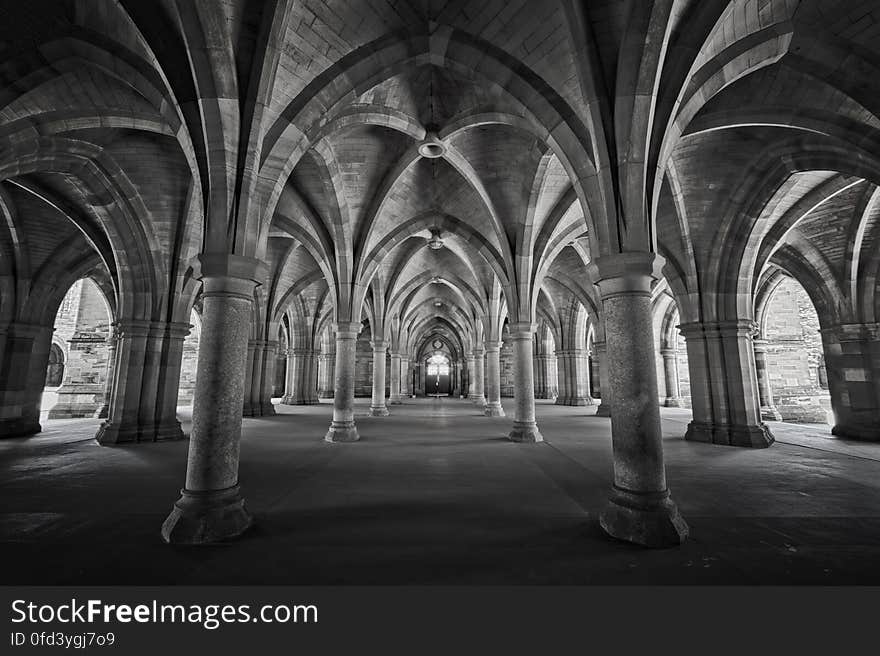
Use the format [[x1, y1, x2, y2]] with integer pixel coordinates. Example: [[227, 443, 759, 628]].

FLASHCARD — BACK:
[[471, 348, 486, 406], [369, 341, 389, 416], [752, 340, 781, 420], [484, 341, 505, 417], [325, 322, 361, 441], [0, 323, 53, 437], [591, 254, 687, 547], [389, 352, 403, 403], [661, 347, 683, 408], [507, 324, 542, 442], [162, 257, 263, 544]]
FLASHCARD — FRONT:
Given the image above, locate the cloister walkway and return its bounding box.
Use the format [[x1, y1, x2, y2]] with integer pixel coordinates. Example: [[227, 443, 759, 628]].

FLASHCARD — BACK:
[[4, 399, 880, 584]]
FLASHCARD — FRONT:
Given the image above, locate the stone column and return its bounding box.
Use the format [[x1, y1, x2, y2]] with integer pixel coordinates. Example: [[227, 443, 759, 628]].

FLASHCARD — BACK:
[[821, 323, 880, 440], [466, 354, 476, 400], [555, 349, 592, 405], [534, 353, 554, 399], [680, 320, 773, 447], [318, 349, 335, 398], [0, 322, 53, 438], [507, 323, 542, 442], [484, 340, 505, 416], [369, 340, 389, 416], [661, 347, 683, 408], [400, 355, 411, 396], [242, 340, 275, 416], [470, 347, 486, 406], [591, 253, 688, 547], [260, 340, 279, 413], [162, 255, 265, 544], [98, 327, 119, 419], [282, 348, 318, 405], [752, 339, 781, 420], [593, 340, 612, 417], [325, 322, 361, 442], [588, 352, 599, 398], [95, 320, 187, 444], [388, 351, 403, 404]]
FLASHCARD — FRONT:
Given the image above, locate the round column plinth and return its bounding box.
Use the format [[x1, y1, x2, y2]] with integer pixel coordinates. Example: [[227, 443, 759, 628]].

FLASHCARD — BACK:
[[599, 485, 688, 548], [325, 420, 360, 442], [508, 421, 543, 443], [369, 406, 390, 417], [161, 485, 253, 545], [484, 402, 505, 417]]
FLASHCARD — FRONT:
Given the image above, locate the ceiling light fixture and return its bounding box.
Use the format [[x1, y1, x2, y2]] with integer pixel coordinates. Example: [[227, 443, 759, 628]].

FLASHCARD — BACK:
[[427, 227, 444, 250]]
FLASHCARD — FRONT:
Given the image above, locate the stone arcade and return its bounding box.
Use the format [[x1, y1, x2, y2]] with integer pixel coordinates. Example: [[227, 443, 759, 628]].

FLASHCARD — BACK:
[[1, 0, 879, 571]]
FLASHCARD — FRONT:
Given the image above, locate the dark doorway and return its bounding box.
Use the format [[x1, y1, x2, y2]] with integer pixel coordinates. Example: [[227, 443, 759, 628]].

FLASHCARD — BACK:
[[425, 353, 451, 397]]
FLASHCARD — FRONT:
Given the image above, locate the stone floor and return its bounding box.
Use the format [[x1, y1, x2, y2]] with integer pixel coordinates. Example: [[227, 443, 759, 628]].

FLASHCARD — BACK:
[[3, 398, 880, 585]]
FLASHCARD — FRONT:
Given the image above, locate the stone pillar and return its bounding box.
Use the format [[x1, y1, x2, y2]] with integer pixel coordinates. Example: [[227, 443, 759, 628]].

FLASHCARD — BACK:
[[282, 348, 318, 405], [555, 349, 592, 405], [680, 320, 773, 447], [821, 323, 880, 440], [242, 340, 276, 417], [0, 322, 53, 437], [470, 347, 486, 406], [588, 352, 599, 399], [388, 351, 403, 404], [95, 320, 187, 444], [261, 340, 279, 412], [369, 341, 389, 416], [752, 339, 781, 420], [591, 254, 688, 547], [162, 255, 265, 544], [318, 349, 335, 399], [400, 355, 411, 396], [466, 354, 476, 400], [507, 323, 542, 442], [484, 340, 505, 416], [593, 340, 612, 417], [325, 322, 361, 442], [534, 353, 554, 399], [661, 347, 683, 408], [98, 328, 119, 419]]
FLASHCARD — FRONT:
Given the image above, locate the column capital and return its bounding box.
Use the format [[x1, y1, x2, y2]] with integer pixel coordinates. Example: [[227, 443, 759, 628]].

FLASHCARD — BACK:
[[588, 252, 664, 297], [484, 340, 503, 352], [194, 254, 267, 301], [678, 320, 758, 340], [507, 322, 537, 339], [333, 322, 362, 338], [371, 340, 389, 351], [472, 346, 484, 357]]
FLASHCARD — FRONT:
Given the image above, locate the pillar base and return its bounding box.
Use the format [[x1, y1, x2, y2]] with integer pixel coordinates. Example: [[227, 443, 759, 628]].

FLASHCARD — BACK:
[[324, 421, 360, 442], [484, 402, 505, 417], [242, 402, 277, 417], [556, 397, 594, 406], [318, 391, 335, 399], [595, 403, 611, 417], [599, 486, 688, 548], [95, 420, 186, 445], [685, 420, 774, 448], [388, 396, 404, 405], [760, 405, 782, 422], [161, 485, 252, 545], [0, 417, 41, 438], [281, 396, 318, 406], [369, 406, 390, 417], [471, 395, 486, 406], [664, 397, 682, 408], [507, 421, 543, 443], [47, 402, 103, 419], [832, 422, 880, 441]]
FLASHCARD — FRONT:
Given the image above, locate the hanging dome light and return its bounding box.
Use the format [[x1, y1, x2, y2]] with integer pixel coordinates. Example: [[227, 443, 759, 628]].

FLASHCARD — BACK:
[[427, 227, 444, 250], [418, 131, 446, 158]]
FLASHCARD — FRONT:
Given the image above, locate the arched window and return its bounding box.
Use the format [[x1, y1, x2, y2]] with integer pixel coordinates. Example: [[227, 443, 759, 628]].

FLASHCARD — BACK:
[[426, 352, 449, 376], [45, 344, 65, 387]]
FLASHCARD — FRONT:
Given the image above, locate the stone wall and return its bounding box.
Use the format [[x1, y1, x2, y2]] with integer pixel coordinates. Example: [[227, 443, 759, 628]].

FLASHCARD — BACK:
[[762, 277, 829, 423], [177, 311, 201, 405], [48, 279, 111, 418]]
